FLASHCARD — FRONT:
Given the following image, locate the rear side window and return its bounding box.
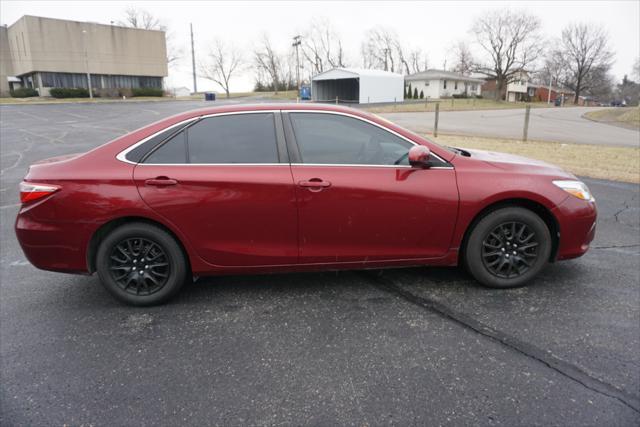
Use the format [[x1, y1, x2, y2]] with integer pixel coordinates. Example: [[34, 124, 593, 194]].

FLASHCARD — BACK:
[[144, 131, 187, 164], [143, 113, 279, 164], [125, 121, 191, 163]]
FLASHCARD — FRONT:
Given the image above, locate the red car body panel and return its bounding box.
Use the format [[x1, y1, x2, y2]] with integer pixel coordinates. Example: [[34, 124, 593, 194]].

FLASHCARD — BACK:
[[15, 103, 597, 277]]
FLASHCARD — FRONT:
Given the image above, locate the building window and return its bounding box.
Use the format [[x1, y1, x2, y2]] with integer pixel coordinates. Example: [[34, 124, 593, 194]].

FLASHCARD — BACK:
[[454, 81, 458, 90], [425, 81, 430, 86], [443, 80, 447, 89], [39, 72, 162, 89], [471, 84, 477, 91]]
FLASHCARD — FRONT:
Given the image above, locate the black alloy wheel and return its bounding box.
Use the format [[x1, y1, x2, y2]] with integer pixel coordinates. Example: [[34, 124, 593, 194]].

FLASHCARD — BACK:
[[109, 237, 170, 296], [481, 222, 539, 279], [463, 207, 551, 289]]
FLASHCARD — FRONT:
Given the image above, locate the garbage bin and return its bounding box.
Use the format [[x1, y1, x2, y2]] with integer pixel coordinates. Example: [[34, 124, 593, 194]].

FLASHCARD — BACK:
[[299, 85, 311, 100], [204, 92, 216, 101]]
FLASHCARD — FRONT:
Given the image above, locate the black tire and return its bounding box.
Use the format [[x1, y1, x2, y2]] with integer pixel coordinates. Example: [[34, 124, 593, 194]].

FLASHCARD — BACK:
[[96, 222, 188, 306], [463, 207, 551, 288]]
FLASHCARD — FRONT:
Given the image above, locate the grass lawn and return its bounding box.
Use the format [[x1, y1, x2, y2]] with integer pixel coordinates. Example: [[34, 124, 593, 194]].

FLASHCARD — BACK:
[[364, 99, 556, 113], [583, 107, 640, 130], [431, 134, 640, 184]]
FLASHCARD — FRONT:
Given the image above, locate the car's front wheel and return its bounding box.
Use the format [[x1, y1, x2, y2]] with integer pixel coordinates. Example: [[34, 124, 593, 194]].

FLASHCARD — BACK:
[[463, 207, 552, 288], [96, 222, 188, 306]]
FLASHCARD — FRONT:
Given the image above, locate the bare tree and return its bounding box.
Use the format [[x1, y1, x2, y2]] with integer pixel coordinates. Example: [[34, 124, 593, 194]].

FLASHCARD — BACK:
[[471, 9, 543, 100], [254, 35, 283, 93], [119, 6, 165, 30], [409, 49, 428, 73], [451, 41, 475, 75], [200, 39, 244, 98], [301, 19, 346, 75], [117, 7, 182, 66], [361, 27, 398, 72], [555, 23, 614, 104]]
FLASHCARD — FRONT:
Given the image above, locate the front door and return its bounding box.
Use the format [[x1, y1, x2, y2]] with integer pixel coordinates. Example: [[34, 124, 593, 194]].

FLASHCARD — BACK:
[[285, 111, 459, 264], [133, 112, 298, 267]]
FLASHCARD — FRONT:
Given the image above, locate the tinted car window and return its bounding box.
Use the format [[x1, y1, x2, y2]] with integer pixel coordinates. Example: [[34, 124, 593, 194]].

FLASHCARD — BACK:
[[188, 113, 278, 164], [144, 130, 187, 164], [126, 121, 191, 163], [289, 113, 413, 165]]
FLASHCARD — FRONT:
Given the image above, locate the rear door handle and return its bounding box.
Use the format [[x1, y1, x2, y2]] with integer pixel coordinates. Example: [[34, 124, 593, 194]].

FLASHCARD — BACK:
[[145, 177, 178, 186], [298, 178, 331, 191]]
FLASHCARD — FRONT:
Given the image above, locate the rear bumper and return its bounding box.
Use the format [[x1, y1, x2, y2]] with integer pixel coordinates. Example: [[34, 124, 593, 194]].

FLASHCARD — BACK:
[[553, 196, 597, 260], [15, 210, 91, 274]]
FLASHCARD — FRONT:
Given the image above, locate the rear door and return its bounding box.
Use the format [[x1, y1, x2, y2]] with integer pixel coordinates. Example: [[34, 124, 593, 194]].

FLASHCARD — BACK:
[[133, 112, 298, 267], [284, 111, 458, 264]]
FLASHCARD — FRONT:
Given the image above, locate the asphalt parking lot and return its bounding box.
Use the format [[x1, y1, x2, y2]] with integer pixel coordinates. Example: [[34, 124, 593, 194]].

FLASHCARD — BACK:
[[1, 101, 639, 425]]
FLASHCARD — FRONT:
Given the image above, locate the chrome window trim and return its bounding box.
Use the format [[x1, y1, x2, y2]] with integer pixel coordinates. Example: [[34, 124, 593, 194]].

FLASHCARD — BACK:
[[116, 117, 199, 165], [116, 109, 453, 169]]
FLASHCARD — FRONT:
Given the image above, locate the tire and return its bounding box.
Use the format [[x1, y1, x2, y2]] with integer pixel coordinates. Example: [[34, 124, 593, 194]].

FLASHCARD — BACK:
[[463, 207, 551, 288], [96, 222, 188, 306]]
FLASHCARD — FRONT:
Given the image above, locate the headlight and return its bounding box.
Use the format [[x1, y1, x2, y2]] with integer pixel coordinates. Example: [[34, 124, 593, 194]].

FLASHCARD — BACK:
[[553, 180, 594, 202]]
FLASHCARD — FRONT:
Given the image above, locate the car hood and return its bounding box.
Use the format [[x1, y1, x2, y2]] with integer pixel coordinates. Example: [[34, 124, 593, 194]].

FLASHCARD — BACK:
[[460, 148, 576, 178]]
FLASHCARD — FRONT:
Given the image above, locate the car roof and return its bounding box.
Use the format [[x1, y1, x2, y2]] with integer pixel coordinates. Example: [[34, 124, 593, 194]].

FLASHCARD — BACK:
[[181, 103, 372, 118]]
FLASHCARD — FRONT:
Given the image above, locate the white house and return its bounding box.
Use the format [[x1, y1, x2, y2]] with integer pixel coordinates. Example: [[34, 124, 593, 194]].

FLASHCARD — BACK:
[[311, 68, 404, 104], [405, 70, 483, 99], [506, 71, 532, 102]]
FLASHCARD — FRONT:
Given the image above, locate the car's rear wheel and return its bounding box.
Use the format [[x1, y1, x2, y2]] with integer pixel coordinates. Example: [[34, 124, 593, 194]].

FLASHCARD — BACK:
[[463, 207, 551, 288], [96, 222, 187, 306]]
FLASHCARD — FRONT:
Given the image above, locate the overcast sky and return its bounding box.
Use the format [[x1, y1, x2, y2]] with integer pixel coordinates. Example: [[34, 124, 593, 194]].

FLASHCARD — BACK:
[[2, 0, 639, 92]]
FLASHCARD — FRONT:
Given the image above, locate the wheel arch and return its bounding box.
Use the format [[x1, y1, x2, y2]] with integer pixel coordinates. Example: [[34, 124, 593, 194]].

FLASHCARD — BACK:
[[458, 198, 560, 265], [86, 216, 192, 274]]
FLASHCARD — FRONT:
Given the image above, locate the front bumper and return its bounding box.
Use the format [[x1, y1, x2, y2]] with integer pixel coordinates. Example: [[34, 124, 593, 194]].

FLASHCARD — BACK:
[[552, 196, 597, 260]]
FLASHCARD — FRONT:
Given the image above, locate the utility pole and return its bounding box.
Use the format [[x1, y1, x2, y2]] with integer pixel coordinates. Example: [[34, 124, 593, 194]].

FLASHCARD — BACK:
[[190, 23, 197, 93], [547, 74, 552, 104], [82, 28, 93, 99], [292, 35, 302, 92]]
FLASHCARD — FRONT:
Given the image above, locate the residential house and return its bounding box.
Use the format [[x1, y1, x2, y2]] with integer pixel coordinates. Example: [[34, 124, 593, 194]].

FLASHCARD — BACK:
[[506, 71, 534, 102], [404, 70, 483, 99]]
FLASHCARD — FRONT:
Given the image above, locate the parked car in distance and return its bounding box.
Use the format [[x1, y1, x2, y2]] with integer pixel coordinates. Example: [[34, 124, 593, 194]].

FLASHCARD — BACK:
[[15, 104, 597, 306]]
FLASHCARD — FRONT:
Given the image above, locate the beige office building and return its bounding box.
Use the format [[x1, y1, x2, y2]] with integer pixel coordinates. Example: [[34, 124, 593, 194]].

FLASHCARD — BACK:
[[1, 15, 168, 96]]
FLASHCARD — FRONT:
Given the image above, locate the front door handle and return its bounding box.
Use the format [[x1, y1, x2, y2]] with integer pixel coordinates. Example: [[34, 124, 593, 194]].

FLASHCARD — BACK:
[[298, 178, 331, 192], [145, 177, 178, 186]]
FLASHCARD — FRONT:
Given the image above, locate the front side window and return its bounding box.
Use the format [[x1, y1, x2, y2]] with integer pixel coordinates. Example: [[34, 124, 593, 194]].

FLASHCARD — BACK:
[[443, 80, 447, 89], [289, 113, 413, 166], [143, 113, 279, 164]]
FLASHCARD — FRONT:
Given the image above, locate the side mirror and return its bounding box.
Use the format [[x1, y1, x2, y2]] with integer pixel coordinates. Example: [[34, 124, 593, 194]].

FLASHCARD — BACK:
[[408, 145, 431, 168]]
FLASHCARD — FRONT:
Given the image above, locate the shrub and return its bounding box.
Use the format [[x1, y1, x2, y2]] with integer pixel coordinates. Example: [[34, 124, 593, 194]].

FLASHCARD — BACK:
[[475, 94, 483, 99], [406, 83, 413, 100], [413, 88, 418, 99], [419, 90, 424, 99], [10, 87, 39, 98], [131, 88, 164, 97], [452, 93, 471, 99], [49, 87, 90, 98]]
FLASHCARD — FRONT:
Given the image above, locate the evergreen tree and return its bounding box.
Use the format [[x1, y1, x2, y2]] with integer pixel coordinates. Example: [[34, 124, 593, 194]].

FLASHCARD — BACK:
[[413, 87, 418, 99], [419, 89, 424, 99]]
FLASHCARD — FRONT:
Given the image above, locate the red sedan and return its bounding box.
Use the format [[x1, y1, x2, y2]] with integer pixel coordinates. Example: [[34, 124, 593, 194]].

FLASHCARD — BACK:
[[15, 104, 597, 306]]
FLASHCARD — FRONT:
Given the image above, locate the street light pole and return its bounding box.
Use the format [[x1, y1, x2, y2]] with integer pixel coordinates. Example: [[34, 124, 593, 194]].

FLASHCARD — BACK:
[[292, 35, 301, 92], [82, 29, 93, 99], [190, 23, 197, 93]]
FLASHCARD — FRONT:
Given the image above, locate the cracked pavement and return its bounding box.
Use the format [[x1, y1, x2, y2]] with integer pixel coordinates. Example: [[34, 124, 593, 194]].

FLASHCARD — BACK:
[[1, 102, 639, 425]]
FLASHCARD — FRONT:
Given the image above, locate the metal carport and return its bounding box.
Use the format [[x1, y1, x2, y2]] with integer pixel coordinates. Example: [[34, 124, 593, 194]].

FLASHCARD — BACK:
[[311, 68, 404, 104]]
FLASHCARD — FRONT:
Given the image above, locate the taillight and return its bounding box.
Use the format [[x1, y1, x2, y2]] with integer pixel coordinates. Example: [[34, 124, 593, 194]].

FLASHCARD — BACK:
[[19, 182, 60, 203]]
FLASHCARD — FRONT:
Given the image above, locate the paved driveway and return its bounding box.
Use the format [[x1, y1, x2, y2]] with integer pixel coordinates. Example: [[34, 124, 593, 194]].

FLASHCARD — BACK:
[[381, 107, 640, 147], [1, 102, 639, 425]]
